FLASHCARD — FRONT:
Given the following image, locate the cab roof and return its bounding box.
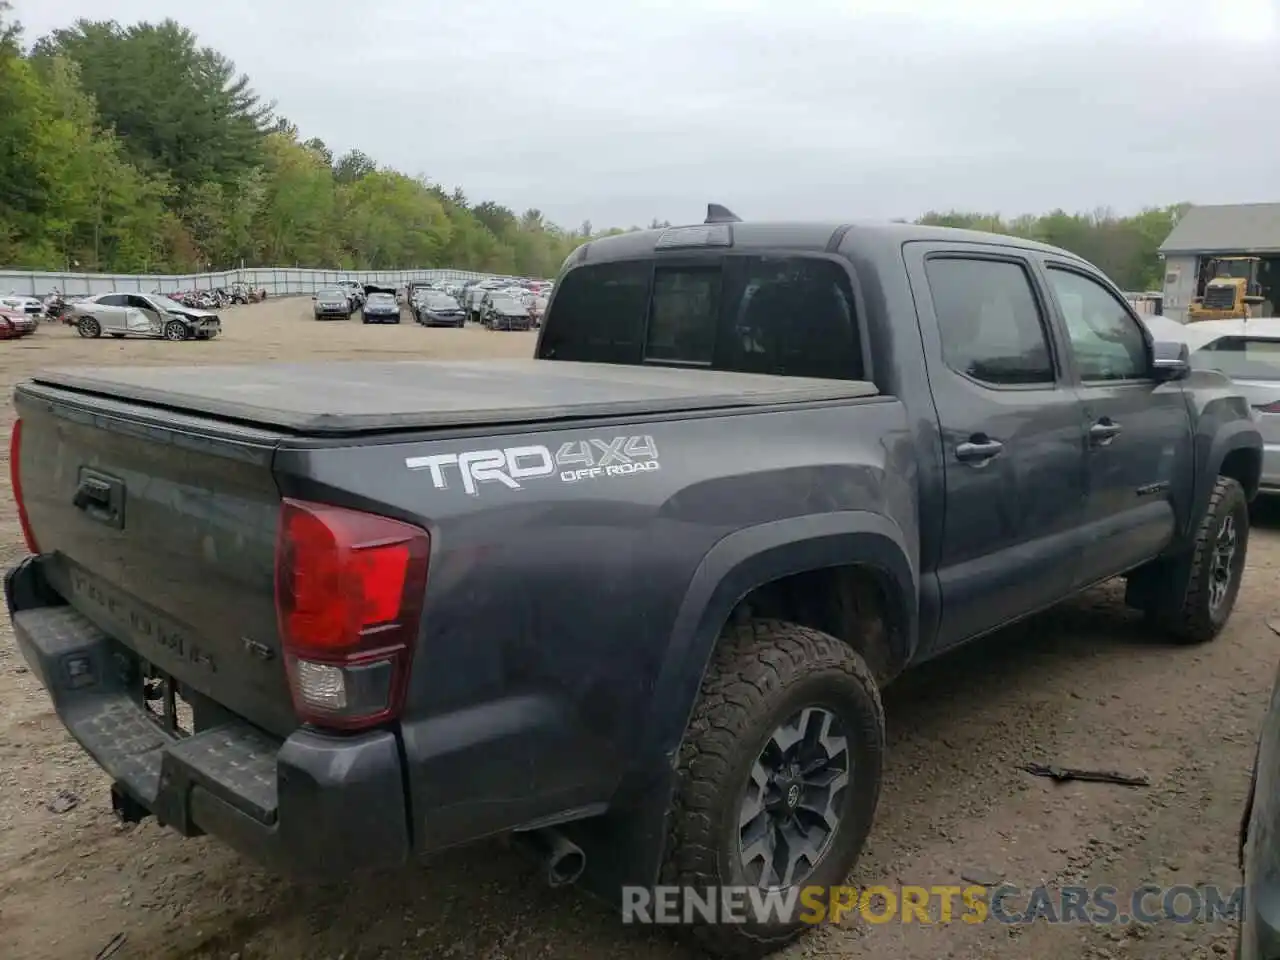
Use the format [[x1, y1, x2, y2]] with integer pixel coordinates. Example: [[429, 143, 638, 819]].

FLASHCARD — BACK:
[[574, 217, 1087, 266]]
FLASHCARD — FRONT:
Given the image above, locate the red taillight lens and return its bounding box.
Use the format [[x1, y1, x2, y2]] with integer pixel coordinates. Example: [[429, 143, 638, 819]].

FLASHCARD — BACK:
[[275, 498, 430, 731], [9, 419, 38, 553], [1255, 401, 1280, 414]]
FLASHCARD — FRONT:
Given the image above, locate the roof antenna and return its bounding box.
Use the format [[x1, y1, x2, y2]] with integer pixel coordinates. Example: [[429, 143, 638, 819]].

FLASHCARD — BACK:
[[705, 203, 742, 224]]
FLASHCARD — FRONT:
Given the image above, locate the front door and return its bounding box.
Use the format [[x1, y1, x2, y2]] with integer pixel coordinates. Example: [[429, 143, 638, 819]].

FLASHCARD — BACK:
[[1040, 263, 1194, 585], [126, 295, 164, 335], [906, 245, 1087, 650]]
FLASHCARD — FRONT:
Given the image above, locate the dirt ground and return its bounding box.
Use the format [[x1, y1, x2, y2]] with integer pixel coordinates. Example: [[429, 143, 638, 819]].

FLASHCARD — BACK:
[[0, 297, 1276, 960]]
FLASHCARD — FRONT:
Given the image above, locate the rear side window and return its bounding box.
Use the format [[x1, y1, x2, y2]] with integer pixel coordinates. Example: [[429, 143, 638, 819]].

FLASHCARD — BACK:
[[925, 257, 1055, 386], [540, 255, 862, 380], [540, 261, 650, 364], [1193, 336, 1280, 380]]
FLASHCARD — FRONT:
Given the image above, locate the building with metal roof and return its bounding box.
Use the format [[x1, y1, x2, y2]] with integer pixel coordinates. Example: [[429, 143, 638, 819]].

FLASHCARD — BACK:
[[1159, 203, 1280, 322]]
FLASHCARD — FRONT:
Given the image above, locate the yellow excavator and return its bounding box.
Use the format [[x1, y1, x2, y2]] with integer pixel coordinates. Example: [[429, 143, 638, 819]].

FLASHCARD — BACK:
[[1187, 256, 1271, 322]]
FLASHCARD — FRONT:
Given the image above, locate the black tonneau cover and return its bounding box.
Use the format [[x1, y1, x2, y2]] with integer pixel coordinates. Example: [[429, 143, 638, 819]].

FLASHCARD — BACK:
[[29, 359, 879, 436]]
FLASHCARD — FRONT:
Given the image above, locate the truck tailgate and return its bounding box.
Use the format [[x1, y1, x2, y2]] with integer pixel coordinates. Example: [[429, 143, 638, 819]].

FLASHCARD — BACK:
[[13, 384, 295, 738]]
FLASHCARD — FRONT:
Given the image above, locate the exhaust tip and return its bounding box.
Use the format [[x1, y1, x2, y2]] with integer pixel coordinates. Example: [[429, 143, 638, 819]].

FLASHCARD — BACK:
[[513, 827, 587, 888], [547, 846, 586, 888]]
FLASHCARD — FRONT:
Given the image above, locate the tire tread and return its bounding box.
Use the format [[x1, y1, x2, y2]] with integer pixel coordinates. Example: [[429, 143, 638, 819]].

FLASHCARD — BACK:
[[661, 618, 884, 958]]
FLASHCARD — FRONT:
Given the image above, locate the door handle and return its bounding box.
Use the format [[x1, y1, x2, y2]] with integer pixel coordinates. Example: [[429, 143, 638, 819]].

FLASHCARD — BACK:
[[955, 436, 1004, 465], [1089, 419, 1122, 446]]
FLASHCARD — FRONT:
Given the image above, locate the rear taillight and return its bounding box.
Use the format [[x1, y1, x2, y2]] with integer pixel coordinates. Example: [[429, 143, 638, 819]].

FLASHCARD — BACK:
[[274, 498, 430, 731], [10, 419, 37, 553], [1255, 401, 1280, 414]]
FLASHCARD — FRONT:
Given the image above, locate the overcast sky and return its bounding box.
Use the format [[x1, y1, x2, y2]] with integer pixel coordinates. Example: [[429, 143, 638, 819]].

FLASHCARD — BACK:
[[15, 0, 1280, 230]]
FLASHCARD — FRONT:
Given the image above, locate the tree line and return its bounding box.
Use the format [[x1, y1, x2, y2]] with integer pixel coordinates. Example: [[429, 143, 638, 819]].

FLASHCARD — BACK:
[[0, 6, 1184, 288]]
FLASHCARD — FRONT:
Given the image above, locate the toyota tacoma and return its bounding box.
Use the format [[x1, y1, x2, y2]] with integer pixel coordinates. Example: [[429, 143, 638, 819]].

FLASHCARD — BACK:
[[5, 209, 1263, 957]]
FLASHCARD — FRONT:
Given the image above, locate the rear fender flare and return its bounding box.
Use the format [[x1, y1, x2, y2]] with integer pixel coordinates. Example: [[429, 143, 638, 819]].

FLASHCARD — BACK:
[[642, 511, 917, 766]]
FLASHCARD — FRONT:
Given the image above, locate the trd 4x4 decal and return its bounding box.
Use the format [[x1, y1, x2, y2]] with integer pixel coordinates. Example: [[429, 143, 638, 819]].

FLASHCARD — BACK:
[[406, 435, 660, 496]]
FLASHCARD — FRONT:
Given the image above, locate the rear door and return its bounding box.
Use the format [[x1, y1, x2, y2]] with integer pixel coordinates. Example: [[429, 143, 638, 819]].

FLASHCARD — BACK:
[[93, 294, 129, 332], [1040, 263, 1195, 587], [904, 244, 1087, 649]]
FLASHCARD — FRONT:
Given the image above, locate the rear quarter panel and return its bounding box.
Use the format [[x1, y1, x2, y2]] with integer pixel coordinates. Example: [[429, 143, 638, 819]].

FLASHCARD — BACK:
[[272, 396, 915, 848]]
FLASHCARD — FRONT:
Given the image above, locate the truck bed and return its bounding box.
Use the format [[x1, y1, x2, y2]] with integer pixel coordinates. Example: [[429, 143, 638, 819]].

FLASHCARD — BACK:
[[29, 359, 879, 435]]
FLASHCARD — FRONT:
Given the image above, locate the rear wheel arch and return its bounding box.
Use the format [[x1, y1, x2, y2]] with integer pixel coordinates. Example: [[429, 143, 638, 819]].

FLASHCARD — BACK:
[[647, 513, 918, 766]]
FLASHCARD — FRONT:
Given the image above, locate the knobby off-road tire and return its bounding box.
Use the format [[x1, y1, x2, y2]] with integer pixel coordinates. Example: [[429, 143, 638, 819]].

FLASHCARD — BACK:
[[1148, 475, 1249, 644], [661, 618, 885, 958]]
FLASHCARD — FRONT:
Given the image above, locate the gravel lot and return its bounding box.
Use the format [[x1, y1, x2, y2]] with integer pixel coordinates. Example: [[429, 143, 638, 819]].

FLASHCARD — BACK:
[[0, 297, 1276, 960]]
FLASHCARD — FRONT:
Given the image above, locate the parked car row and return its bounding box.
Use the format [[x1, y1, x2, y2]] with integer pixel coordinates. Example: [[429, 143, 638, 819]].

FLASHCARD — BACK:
[[2, 284, 269, 344], [313, 276, 554, 332]]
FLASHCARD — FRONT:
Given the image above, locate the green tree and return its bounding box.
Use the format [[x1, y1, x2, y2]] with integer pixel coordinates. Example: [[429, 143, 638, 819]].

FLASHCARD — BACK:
[[33, 18, 273, 190], [333, 148, 376, 184]]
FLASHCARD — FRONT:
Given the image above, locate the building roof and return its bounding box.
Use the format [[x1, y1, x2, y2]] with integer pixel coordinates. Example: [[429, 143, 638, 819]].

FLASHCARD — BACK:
[[1158, 202, 1280, 255]]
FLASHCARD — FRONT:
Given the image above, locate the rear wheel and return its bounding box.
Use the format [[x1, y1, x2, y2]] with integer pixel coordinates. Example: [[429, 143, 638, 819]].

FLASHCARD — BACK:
[[163, 319, 189, 341], [663, 618, 885, 957], [76, 316, 101, 338]]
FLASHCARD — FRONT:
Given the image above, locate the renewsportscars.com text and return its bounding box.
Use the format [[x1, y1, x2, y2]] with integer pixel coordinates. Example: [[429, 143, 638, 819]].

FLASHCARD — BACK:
[[621, 883, 1245, 926]]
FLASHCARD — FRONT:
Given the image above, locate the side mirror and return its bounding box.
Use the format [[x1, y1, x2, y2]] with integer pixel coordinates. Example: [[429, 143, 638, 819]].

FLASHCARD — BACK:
[[1151, 340, 1190, 381]]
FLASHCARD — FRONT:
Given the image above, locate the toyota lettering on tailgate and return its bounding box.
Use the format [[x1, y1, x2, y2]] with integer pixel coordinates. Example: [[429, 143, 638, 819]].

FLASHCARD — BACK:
[[406, 435, 660, 496]]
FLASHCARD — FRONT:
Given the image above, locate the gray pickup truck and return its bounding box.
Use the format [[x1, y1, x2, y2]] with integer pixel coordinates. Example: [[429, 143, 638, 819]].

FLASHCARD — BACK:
[[6, 212, 1264, 957]]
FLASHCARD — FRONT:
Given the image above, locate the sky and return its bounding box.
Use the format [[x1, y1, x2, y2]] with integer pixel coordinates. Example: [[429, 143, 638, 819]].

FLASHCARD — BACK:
[[14, 0, 1280, 230]]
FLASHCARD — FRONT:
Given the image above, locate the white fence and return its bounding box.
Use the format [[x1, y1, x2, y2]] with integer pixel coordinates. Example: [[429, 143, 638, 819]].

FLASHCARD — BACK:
[[0, 266, 524, 298]]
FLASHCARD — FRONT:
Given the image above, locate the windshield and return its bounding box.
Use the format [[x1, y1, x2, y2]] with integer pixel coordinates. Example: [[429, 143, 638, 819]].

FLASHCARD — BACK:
[[491, 297, 523, 311], [1211, 259, 1258, 281], [368, 293, 396, 304], [425, 296, 457, 308], [317, 288, 346, 299], [148, 295, 191, 312]]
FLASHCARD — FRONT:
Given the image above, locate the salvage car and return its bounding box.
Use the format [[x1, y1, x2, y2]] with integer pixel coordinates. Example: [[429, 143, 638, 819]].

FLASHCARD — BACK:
[[1, 294, 45, 318], [313, 287, 354, 321], [5, 210, 1264, 959], [361, 291, 401, 324], [412, 291, 466, 327], [0, 307, 37, 339], [1182, 318, 1280, 496], [336, 280, 365, 308], [480, 292, 532, 330], [67, 292, 221, 340]]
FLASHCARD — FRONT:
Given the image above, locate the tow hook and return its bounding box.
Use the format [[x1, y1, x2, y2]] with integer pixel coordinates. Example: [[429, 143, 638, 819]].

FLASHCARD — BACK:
[[110, 783, 150, 825]]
